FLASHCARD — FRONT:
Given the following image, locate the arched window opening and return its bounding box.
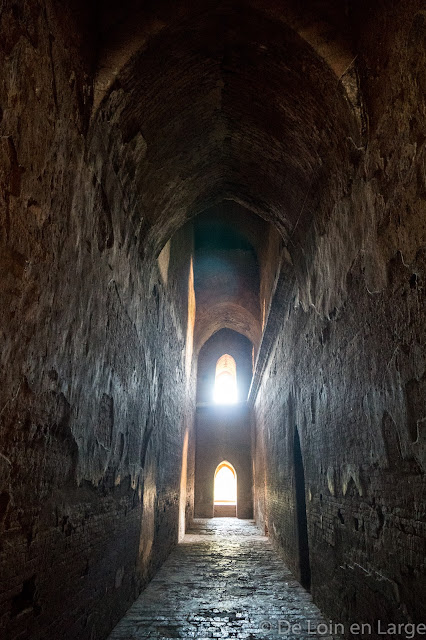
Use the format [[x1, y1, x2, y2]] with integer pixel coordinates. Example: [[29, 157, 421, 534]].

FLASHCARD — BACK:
[[213, 354, 238, 404], [214, 461, 237, 505]]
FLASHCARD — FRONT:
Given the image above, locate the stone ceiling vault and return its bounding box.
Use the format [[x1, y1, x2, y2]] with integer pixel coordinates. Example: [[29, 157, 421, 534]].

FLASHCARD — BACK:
[[89, 1, 360, 256], [87, 0, 362, 355]]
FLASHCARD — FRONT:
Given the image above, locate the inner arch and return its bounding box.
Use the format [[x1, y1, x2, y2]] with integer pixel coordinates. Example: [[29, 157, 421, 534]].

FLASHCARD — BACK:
[[214, 462, 237, 506]]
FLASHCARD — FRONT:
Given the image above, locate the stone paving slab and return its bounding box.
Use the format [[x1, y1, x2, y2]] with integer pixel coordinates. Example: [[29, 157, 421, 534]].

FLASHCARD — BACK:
[[107, 519, 341, 640]]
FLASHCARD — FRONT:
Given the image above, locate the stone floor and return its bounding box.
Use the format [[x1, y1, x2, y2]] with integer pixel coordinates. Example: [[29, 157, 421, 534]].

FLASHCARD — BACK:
[[107, 519, 341, 639]]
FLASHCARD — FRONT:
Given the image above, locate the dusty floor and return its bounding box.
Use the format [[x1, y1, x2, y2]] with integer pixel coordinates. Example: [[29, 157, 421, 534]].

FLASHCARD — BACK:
[[107, 519, 341, 639]]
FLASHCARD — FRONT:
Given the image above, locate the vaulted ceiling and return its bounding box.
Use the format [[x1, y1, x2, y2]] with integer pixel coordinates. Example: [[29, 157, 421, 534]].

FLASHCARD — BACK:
[[86, 0, 362, 353]]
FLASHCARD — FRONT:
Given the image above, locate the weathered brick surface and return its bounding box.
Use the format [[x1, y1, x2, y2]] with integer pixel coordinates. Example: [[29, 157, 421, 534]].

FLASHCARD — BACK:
[[254, 255, 426, 632], [0, 4, 196, 639], [0, 1, 424, 639], [252, 3, 426, 634]]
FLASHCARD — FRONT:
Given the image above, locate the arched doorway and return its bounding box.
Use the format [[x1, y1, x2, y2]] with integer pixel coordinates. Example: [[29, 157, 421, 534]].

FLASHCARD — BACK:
[[213, 354, 238, 404], [214, 461, 237, 517], [294, 428, 311, 590]]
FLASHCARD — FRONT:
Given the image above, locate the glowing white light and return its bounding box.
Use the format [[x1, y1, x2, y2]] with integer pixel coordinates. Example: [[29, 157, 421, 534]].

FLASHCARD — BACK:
[[214, 464, 237, 504], [213, 354, 238, 404], [213, 372, 238, 404]]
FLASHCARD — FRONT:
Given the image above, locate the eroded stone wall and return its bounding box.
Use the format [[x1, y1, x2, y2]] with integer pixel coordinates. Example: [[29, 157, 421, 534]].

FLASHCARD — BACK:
[[0, 0, 424, 638], [253, 4, 426, 634], [0, 3, 195, 639]]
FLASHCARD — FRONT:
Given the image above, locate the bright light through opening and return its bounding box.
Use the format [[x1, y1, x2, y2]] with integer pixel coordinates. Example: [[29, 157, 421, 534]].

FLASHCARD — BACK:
[[214, 463, 237, 505], [213, 354, 238, 404], [214, 372, 238, 404]]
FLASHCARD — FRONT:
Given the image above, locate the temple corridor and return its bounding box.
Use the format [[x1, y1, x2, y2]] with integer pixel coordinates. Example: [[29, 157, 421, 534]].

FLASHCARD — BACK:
[[0, 1, 425, 639]]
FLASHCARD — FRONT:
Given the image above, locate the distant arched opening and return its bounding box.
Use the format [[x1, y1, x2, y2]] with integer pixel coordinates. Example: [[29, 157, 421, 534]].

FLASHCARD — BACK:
[[214, 461, 237, 517], [213, 354, 238, 404]]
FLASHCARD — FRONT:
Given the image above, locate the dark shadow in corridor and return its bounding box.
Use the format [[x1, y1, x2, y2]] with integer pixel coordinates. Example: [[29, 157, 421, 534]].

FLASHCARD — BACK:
[[294, 427, 311, 591]]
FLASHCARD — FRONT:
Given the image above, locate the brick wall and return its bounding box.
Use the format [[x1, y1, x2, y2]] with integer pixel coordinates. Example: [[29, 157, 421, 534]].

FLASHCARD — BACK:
[[0, 4, 196, 638], [252, 3, 426, 633]]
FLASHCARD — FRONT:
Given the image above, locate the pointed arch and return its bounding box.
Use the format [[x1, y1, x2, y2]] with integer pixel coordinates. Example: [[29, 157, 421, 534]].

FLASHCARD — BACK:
[[214, 461, 237, 506], [214, 354, 238, 404]]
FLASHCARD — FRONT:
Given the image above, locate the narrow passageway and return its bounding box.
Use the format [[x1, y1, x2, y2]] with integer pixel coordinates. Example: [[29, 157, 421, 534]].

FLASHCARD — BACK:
[[1, 4, 424, 640], [107, 520, 340, 639]]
